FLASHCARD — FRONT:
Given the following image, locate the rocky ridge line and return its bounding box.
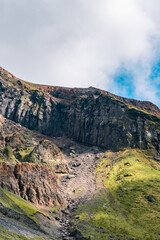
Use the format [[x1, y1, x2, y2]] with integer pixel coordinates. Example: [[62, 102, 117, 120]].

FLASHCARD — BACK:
[[0, 66, 160, 154]]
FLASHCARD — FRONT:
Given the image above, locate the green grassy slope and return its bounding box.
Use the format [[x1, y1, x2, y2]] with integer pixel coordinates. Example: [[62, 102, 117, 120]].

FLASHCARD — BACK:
[[0, 188, 51, 239], [0, 187, 41, 222], [73, 149, 160, 240]]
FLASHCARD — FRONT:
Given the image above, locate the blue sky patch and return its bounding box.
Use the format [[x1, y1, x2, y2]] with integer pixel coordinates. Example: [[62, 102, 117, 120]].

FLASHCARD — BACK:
[[112, 67, 135, 100]]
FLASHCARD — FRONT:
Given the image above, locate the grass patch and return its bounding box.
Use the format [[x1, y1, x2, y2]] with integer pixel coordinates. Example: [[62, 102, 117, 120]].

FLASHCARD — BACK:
[[3, 146, 17, 162], [126, 104, 160, 121], [0, 187, 40, 222], [49, 205, 61, 218], [16, 147, 34, 162], [73, 149, 160, 240]]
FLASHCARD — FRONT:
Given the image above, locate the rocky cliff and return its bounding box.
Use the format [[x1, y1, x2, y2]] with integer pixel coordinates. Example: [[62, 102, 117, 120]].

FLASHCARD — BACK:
[[0, 112, 68, 207], [0, 113, 68, 170], [0, 66, 160, 154], [0, 162, 62, 206]]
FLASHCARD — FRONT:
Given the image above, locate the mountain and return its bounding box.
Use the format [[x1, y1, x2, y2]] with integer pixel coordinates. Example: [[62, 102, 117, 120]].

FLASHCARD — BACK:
[[0, 67, 160, 240], [0, 66, 160, 153]]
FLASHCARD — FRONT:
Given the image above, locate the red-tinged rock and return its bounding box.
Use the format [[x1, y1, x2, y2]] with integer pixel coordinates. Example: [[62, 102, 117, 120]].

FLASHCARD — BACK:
[[14, 162, 63, 206], [0, 162, 19, 195], [0, 162, 63, 207]]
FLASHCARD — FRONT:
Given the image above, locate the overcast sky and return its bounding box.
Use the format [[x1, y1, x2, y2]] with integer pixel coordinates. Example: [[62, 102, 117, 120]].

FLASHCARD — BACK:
[[0, 0, 160, 107]]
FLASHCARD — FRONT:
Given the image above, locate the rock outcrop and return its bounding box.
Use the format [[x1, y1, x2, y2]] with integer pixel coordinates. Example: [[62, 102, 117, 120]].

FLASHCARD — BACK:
[[0, 66, 160, 154], [0, 113, 69, 171], [0, 111, 68, 207], [0, 162, 19, 195], [14, 162, 62, 206], [0, 162, 62, 206], [28, 139, 69, 173]]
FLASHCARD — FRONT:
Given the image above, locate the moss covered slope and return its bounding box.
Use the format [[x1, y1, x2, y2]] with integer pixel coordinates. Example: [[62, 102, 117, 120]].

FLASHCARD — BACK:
[[0, 187, 40, 221], [73, 149, 160, 240]]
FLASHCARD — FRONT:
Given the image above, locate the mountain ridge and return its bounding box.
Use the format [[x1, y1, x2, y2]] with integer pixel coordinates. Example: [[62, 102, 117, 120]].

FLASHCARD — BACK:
[[0, 67, 160, 239], [0, 66, 160, 117], [0, 66, 160, 154]]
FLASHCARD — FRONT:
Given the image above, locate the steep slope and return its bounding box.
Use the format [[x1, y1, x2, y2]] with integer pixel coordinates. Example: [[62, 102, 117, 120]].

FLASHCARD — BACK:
[[0, 114, 68, 207], [0, 113, 68, 172], [0, 187, 62, 239], [69, 149, 160, 240], [0, 66, 160, 154], [0, 113, 69, 239]]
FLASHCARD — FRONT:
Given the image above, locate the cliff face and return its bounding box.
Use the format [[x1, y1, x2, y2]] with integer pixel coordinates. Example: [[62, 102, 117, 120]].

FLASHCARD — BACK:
[[0, 162, 62, 206], [0, 112, 67, 207], [0, 162, 19, 195], [0, 66, 160, 153]]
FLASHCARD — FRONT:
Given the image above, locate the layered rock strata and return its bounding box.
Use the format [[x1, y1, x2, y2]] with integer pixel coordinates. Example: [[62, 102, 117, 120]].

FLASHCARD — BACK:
[[0, 66, 160, 153]]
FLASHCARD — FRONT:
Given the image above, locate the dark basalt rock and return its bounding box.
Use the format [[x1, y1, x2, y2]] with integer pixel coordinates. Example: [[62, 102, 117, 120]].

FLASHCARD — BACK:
[[146, 195, 156, 202], [69, 229, 91, 239], [0, 66, 160, 154], [124, 174, 132, 177]]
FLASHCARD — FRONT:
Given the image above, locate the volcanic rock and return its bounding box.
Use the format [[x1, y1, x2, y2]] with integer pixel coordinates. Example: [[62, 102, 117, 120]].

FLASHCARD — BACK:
[[0, 162, 62, 207], [0, 67, 159, 154]]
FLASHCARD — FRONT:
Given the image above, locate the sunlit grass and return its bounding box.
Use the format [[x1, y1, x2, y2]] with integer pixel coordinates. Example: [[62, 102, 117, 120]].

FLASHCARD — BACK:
[[0, 187, 40, 222], [74, 149, 160, 240]]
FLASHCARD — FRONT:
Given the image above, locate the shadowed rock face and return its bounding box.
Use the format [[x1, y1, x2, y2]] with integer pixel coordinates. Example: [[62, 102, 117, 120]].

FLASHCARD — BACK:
[[0, 162, 19, 195], [0, 67, 160, 153], [0, 162, 62, 206]]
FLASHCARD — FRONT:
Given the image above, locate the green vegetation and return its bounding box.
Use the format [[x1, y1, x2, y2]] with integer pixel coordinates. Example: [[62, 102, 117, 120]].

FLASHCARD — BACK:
[[49, 205, 61, 218], [127, 104, 160, 122], [3, 146, 18, 162], [73, 149, 160, 240], [16, 147, 34, 162], [0, 187, 40, 222]]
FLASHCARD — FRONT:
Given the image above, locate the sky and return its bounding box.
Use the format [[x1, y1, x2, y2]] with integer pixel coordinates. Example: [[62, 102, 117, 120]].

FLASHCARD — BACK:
[[0, 0, 160, 107]]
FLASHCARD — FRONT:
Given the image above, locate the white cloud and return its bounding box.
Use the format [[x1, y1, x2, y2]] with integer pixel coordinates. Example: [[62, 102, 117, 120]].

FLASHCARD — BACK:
[[0, 0, 160, 104]]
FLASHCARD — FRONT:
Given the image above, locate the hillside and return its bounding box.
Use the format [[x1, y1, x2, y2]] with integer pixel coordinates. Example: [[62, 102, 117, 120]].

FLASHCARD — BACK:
[[0, 67, 160, 239], [73, 149, 160, 240]]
